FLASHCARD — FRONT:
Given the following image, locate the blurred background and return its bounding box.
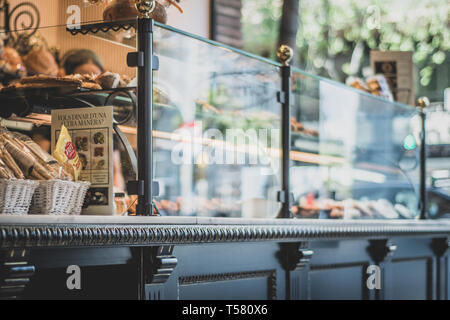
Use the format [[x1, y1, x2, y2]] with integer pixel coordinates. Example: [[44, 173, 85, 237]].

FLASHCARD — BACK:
[[239, 0, 448, 103]]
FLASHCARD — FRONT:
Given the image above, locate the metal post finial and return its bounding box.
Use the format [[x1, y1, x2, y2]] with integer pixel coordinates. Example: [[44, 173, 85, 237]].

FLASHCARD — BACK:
[[417, 96, 430, 109], [135, 0, 156, 19], [277, 44, 293, 66]]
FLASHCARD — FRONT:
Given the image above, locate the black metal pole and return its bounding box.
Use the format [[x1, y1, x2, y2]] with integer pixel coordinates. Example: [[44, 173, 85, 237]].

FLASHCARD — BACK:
[[4, 0, 10, 35], [277, 45, 293, 219], [419, 107, 427, 219], [417, 97, 429, 220], [136, 17, 154, 216]]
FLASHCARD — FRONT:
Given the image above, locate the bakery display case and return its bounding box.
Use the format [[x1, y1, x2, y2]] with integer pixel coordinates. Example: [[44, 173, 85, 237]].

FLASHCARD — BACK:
[[1, 20, 284, 218], [0, 2, 448, 301], [0, 17, 423, 220]]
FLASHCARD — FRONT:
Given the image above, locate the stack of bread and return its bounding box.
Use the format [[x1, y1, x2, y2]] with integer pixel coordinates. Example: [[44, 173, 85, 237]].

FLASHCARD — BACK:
[[0, 127, 72, 181], [0, 126, 92, 216]]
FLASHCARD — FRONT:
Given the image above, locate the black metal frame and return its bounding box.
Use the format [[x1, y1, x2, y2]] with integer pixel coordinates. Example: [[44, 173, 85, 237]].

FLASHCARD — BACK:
[[128, 18, 158, 216], [0, 0, 40, 40], [68, 17, 159, 217], [419, 107, 427, 219], [277, 65, 293, 219], [209, 0, 216, 42]]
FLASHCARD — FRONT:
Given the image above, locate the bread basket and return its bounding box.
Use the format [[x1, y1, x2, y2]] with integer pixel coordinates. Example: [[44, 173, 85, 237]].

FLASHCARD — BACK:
[[30, 180, 91, 216], [0, 179, 39, 215]]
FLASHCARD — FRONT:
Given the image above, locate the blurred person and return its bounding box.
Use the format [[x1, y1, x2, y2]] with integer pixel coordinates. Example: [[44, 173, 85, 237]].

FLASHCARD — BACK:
[[60, 49, 104, 76]]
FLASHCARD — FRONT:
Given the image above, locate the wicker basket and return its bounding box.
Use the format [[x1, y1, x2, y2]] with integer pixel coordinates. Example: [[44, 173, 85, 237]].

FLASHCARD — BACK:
[[0, 179, 39, 215], [30, 180, 91, 216]]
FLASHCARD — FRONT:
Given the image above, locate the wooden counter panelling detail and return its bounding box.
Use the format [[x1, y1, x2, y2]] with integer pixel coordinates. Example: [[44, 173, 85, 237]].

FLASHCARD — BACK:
[[1, 221, 450, 248], [178, 270, 277, 300], [0, 249, 35, 300]]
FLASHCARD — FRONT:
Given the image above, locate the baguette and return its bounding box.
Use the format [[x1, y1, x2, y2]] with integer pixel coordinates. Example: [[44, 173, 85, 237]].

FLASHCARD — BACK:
[[0, 157, 15, 179], [0, 167, 11, 179], [31, 161, 53, 180], [3, 140, 35, 177], [13, 138, 57, 180], [0, 127, 74, 181], [11, 132, 57, 164], [30, 168, 46, 180], [12, 135, 71, 180], [12, 137, 54, 179], [0, 146, 25, 179]]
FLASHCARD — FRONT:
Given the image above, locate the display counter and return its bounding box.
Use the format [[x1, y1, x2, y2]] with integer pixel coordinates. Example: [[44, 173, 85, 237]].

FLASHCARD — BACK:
[[1, 216, 449, 300], [0, 2, 448, 301]]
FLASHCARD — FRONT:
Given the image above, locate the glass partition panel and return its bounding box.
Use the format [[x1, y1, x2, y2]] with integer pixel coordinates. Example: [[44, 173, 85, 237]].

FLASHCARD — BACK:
[[1, 21, 422, 219], [153, 24, 282, 218], [291, 69, 420, 220]]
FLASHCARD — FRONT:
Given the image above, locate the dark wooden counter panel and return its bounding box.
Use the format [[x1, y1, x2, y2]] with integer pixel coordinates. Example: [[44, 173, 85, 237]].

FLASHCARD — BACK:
[[0, 216, 449, 300]]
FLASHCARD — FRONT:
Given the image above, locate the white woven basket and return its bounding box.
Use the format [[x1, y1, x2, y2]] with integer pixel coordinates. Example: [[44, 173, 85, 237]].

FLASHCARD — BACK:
[[0, 179, 39, 215], [30, 180, 91, 216]]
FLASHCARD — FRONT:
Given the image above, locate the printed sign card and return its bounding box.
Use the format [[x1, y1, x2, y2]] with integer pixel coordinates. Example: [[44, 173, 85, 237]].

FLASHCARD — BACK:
[[52, 106, 114, 215], [370, 51, 414, 106]]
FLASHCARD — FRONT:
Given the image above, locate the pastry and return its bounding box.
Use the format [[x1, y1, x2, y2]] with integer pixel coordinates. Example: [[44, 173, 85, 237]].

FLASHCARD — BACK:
[[348, 78, 369, 92], [23, 46, 59, 76], [72, 74, 103, 90], [1, 74, 106, 91], [95, 71, 121, 89], [1, 46, 26, 73], [120, 74, 131, 86], [103, 0, 137, 21], [20, 74, 83, 87], [103, 0, 168, 24], [366, 75, 394, 101], [81, 81, 102, 90], [290, 117, 304, 132]]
